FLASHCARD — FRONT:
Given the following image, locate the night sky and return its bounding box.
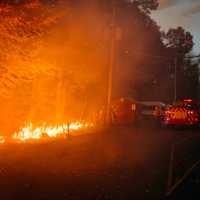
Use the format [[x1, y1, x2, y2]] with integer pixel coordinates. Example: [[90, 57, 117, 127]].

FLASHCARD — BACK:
[[152, 0, 200, 54]]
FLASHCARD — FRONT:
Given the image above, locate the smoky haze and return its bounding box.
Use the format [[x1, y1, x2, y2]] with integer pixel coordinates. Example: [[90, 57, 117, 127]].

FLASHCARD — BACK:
[[0, 1, 111, 134], [27, 2, 110, 123], [0, 0, 164, 134]]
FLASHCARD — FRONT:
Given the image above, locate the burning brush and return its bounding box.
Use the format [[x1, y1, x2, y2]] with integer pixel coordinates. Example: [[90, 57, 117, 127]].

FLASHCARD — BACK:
[[0, 121, 93, 143]]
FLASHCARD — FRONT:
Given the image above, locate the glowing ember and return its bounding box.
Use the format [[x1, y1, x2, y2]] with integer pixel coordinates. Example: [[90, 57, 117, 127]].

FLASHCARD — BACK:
[[0, 136, 5, 144], [13, 122, 93, 141]]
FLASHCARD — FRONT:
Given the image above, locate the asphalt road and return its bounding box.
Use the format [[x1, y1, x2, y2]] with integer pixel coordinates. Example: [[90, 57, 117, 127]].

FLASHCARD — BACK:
[[0, 125, 199, 200]]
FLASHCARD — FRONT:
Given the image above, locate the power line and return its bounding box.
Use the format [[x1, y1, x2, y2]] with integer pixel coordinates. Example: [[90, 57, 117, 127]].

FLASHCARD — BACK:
[[126, 50, 200, 61], [127, 50, 172, 61], [185, 55, 200, 59]]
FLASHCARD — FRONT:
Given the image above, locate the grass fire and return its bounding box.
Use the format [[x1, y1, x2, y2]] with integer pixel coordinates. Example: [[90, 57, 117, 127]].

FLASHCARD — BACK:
[[0, 0, 107, 136], [0, 121, 93, 143]]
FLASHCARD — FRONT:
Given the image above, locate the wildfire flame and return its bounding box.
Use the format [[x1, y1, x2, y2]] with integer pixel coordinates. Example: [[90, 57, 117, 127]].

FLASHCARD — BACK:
[[0, 1, 98, 143], [0, 136, 5, 144], [13, 122, 92, 141], [0, 121, 93, 143]]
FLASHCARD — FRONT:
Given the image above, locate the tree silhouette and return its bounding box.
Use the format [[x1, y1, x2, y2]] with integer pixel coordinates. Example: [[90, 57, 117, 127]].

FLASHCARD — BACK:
[[163, 26, 193, 55]]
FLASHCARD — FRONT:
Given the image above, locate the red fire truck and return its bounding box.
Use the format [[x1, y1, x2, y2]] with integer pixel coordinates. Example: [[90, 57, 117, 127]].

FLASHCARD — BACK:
[[111, 98, 136, 125], [161, 99, 200, 127], [94, 98, 136, 125]]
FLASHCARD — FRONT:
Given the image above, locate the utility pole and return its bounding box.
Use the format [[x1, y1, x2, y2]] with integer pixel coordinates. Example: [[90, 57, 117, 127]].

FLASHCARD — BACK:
[[106, 3, 116, 124], [174, 57, 177, 103]]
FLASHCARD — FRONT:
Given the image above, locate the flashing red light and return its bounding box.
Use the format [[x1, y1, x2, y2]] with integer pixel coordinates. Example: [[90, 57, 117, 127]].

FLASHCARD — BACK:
[[165, 110, 172, 115], [183, 99, 193, 103], [187, 110, 194, 115]]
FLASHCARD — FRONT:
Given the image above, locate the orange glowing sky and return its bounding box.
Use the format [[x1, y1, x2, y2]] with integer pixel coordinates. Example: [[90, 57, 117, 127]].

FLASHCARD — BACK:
[[152, 0, 200, 54]]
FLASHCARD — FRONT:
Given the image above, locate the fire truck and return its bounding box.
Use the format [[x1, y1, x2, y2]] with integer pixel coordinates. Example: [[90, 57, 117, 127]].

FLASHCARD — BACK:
[[110, 98, 136, 125], [95, 97, 136, 125], [161, 99, 200, 127]]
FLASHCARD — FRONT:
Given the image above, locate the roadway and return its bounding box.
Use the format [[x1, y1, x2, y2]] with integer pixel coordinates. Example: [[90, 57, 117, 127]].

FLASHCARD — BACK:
[[0, 125, 199, 200]]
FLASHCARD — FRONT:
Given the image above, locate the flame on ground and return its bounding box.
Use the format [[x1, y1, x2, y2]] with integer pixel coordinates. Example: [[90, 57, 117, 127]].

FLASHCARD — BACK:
[[0, 121, 93, 143], [0, 136, 5, 144], [13, 122, 92, 141]]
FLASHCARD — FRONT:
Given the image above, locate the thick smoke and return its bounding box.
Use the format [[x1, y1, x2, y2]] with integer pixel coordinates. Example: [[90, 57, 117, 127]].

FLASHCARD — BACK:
[[0, 1, 110, 134], [0, 0, 166, 134]]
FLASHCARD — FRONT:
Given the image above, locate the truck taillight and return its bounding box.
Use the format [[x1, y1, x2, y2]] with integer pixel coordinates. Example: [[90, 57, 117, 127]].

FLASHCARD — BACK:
[[165, 110, 172, 115], [187, 110, 194, 115], [187, 110, 199, 122]]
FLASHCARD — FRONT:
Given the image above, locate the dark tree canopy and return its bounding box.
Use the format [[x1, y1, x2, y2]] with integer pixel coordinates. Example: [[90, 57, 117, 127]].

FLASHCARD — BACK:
[[130, 0, 159, 13], [163, 26, 194, 55]]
